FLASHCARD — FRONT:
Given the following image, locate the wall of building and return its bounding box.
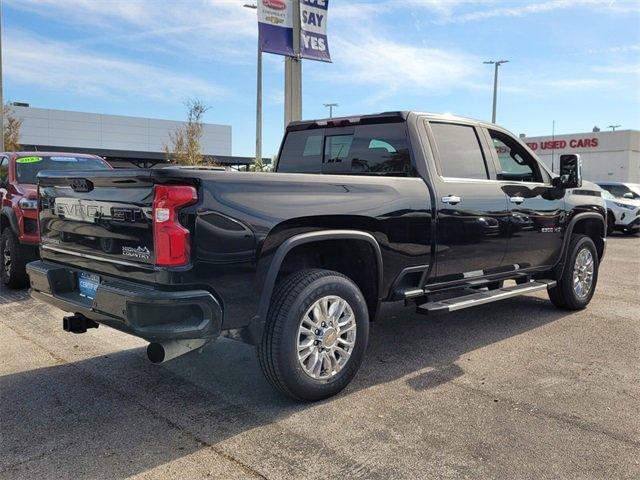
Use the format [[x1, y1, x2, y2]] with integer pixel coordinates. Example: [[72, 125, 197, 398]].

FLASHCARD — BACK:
[[522, 130, 639, 183], [12, 106, 232, 156]]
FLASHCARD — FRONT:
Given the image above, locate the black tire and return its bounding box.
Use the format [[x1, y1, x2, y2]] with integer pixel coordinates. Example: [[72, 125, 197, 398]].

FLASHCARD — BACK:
[[257, 269, 370, 401], [548, 234, 598, 310], [1, 229, 30, 289], [606, 213, 615, 236], [622, 228, 638, 236]]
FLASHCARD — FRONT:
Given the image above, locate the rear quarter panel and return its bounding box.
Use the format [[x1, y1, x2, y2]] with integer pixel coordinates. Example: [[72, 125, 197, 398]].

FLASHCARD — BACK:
[[191, 171, 433, 330]]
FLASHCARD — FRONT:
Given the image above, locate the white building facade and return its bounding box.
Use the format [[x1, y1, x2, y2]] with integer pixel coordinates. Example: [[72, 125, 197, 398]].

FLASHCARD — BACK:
[[522, 130, 639, 183], [12, 105, 232, 157]]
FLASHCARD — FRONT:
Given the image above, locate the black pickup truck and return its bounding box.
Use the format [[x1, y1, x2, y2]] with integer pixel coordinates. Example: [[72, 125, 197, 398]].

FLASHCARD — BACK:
[[27, 111, 606, 401]]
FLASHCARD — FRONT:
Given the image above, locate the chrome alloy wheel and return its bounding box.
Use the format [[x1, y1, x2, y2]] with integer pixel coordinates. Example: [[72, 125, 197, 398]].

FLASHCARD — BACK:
[[296, 295, 357, 380], [573, 247, 594, 299]]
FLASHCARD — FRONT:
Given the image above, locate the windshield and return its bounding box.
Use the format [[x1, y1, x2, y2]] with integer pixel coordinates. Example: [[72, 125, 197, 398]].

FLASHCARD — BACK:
[[16, 155, 110, 184], [601, 189, 615, 200]]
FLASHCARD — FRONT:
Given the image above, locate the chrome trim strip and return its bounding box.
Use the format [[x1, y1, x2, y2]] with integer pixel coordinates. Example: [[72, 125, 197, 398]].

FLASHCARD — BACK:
[[403, 289, 425, 298], [42, 245, 155, 270]]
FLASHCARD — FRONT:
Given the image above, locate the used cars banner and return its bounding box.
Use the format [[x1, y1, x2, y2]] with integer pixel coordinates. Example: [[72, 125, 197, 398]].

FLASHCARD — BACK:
[[258, 0, 294, 57], [300, 0, 331, 62]]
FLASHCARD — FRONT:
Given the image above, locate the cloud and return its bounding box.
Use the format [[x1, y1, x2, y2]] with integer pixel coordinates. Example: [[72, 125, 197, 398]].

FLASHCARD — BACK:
[[3, 31, 228, 102], [594, 63, 640, 75], [432, 0, 578, 24], [587, 45, 640, 55], [4, 0, 258, 63], [324, 30, 480, 96], [388, 0, 640, 24]]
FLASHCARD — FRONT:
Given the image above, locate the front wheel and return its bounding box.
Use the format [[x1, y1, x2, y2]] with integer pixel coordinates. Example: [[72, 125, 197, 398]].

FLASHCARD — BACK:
[[257, 269, 370, 401], [1, 229, 31, 289], [548, 234, 599, 310]]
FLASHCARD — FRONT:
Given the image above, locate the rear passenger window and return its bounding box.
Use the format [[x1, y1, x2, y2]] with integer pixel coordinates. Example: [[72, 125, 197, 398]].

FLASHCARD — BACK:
[[277, 123, 413, 176], [430, 123, 488, 180], [278, 130, 324, 173]]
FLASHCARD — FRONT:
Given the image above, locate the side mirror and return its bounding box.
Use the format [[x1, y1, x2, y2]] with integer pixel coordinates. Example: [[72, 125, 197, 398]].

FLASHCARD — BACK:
[[553, 154, 582, 189], [623, 192, 634, 199]]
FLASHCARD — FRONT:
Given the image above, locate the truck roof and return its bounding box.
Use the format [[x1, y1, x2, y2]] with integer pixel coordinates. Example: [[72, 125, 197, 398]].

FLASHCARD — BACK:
[[287, 111, 494, 132]]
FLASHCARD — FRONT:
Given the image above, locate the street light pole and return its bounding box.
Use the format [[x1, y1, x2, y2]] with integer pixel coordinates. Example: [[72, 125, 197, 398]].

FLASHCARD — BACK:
[[483, 59, 509, 123], [608, 124, 621, 131], [244, 4, 261, 164], [323, 103, 338, 118], [256, 46, 262, 164]]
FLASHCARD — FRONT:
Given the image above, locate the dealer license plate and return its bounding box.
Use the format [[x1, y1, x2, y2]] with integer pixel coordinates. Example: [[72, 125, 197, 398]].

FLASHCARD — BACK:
[[78, 272, 100, 300]]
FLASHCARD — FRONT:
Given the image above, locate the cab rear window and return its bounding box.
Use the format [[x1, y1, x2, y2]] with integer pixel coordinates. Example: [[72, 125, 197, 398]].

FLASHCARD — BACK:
[[16, 156, 110, 184], [277, 123, 413, 176]]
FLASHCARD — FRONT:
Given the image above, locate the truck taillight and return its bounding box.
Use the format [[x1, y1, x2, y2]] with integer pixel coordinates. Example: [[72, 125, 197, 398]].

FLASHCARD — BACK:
[[153, 185, 197, 267]]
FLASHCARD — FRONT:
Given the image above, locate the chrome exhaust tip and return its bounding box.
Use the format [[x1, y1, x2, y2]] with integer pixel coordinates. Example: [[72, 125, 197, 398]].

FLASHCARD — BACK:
[[147, 338, 208, 364]]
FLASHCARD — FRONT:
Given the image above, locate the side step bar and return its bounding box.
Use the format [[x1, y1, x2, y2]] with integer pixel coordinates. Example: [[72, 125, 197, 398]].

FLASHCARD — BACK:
[[416, 280, 557, 314]]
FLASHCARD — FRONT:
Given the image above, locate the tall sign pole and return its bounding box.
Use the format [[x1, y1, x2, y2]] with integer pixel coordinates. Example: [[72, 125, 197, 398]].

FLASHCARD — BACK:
[[243, 3, 262, 163], [284, 1, 302, 128], [258, 0, 331, 131]]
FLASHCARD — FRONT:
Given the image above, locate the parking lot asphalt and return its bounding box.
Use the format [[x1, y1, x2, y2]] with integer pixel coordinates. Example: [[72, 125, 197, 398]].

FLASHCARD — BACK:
[[1, 234, 639, 480]]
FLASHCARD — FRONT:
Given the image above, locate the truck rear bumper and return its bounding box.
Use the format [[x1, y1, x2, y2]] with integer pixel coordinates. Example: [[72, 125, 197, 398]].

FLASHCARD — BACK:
[[26, 260, 223, 342]]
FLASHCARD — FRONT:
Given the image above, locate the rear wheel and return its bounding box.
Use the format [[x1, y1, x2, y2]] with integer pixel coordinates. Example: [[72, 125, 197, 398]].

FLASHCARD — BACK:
[[1, 229, 30, 289], [257, 269, 369, 401], [548, 234, 598, 310]]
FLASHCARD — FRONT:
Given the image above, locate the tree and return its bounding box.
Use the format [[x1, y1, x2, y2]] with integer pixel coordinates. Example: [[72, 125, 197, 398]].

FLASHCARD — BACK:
[[163, 99, 211, 166], [3, 104, 22, 151], [248, 155, 274, 172], [249, 157, 267, 172]]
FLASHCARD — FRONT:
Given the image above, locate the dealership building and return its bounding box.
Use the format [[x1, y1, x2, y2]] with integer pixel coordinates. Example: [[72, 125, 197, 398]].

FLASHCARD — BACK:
[[10, 105, 638, 180], [521, 129, 639, 183], [10, 104, 259, 168]]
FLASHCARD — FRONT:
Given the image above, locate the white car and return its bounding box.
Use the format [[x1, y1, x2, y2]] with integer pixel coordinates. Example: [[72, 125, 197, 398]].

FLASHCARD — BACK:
[[597, 182, 640, 207], [600, 188, 640, 235]]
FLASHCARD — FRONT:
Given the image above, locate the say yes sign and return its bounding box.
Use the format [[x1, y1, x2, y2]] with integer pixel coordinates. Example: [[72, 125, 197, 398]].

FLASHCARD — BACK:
[[300, 0, 331, 62]]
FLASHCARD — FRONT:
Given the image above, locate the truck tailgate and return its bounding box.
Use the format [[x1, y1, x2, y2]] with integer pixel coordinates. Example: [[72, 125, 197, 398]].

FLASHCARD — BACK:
[[38, 170, 158, 268]]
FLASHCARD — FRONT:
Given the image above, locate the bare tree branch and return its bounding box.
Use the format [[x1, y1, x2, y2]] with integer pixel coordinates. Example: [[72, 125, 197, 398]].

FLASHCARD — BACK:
[[3, 104, 23, 151], [163, 98, 216, 166]]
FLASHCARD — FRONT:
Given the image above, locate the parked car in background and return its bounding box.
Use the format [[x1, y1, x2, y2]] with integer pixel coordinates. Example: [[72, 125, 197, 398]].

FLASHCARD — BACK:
[[27, 112, 607, 401], [599, 188, 640, 235], [0, 152, 111, 288], [597, 182, 640, 206]]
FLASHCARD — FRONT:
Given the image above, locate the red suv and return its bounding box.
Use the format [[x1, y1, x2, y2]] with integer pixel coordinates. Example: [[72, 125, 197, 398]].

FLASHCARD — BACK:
[[0, 152, 111, 288]]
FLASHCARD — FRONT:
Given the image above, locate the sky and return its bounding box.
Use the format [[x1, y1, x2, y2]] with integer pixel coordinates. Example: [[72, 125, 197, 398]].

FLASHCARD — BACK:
[[3, 0, 640, 158]]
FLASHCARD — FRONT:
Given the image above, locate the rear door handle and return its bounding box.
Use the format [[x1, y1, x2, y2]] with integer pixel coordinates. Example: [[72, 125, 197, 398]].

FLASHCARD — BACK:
[[442, 195, 462, 205], [509, 196, 525, 204]]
